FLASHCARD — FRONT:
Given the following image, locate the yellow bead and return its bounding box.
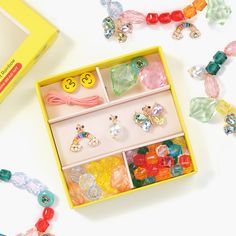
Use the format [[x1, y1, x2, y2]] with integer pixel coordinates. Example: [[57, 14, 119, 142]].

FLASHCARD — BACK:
[[229, 107, 236, 115], [216, 100, 232, 116], [85, 162, 103, 178], [171, 137, 187, 148], [61, 77, 78, 93], [80, 72, 96, 88]]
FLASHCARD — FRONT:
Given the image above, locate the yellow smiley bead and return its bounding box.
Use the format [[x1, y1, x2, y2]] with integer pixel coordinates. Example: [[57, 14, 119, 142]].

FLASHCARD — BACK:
[[80, 72, 96, 88], [61, 77, 78, 93]]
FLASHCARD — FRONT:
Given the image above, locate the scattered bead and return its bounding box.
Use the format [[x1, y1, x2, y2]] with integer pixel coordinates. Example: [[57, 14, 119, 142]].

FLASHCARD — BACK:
[[188, 65, 206, 80], [216, 99, 232, 115], [146, 13, 158, 24], [156, 145, 169, 157], [156, 168, 171, 181], [80, 72, 97, 89], [170, 10, 185, 22], [178, 155, 192, 168], [134, 167, 147, 180], [38, 190, 55, 208], [183, 5, 197, 19], [130, 56, 148, 75], [213, 51, 227, 65], [10, 172, 30, 189], [224, 41, 236, 56], [35, 218, 49, 233], [158, 13, 171, 24], [107, 1, 123, 19], [171, 165, 184, 177], [137, 146, 149, 154], [43, 207, 54, 220], [192, 0, 207, 11], [145, 151, 158, 165], [86, 185, 102, 201], [26, 179, 47, 196], [0, 169, 12, 182], [61, 77, 78, 93], [225, 113, 236, 126], [169, 144, 182, 158], [204, 74, 220, 98]]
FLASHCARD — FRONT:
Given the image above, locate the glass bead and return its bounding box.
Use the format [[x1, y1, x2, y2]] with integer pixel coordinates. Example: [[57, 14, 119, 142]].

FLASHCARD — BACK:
[[169, 144, 182, 158], [162, 140, 173, 147], [170, 10, 185, 22], [0, 169, 12, 182], [10, 172, 30, 189], [183, 5, 197, 19], [178, 155, 192, 168], [206, 61, 220, 75], [144, 176, 156, 185], [224, 125, 236, 135], [146, 164, 159, 177], [134, 167, 147, 180], [138, 146, 149, 154], [188, 65, 207, 80], [171, 164, 184, 177], [192, 0, 207, 11], [156, 144, 169, 157], [145, 151, 158, 165], [132, 178, 145, 188], [38, 190, 55, 208], [204, 74, 219, 98], [133, 154, 146, 167], [139, 61, 167, 90], [146, 13, 159, 24], [216, 99, 232, 115], [35, 218, 49, 233], [111, 63, 137, 96], [158, 13, 171, 24], [107, 1, 123, 19], [225, 114, 236, 126], [162, 156, 175, 168], [129, 163, 137, 174], [224, 41, 236, 56], [100, 0, 111, 6], [183, 164, 194, 174], [125, 150, 137, 163], [206, 0, 232, 25], [109, 123, 122, 138], [43, 207, 54, 220], [213, 51, 227, 65], [189, 97, 218, 122], [130, 56, 148, 75], [70, 166, 85, 183], [86, 185, 102, 201], [78, 173, 96, 190], [156, 168, 171, 181], [26, 179, 47, 196], [103, 17, 115, 39]]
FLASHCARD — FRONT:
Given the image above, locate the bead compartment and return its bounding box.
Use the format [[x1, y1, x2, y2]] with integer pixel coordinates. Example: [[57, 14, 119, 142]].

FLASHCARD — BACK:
[[36, 46, 197, 208]]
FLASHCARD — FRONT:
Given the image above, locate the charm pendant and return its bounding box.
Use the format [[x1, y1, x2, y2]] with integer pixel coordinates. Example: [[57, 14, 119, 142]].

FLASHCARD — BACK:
[[109, 115, 122, 139], [224, 113, 236, 135], [134, 103, 165, 132], [172, 22, 201, 40], [70, 124, 99, 152]]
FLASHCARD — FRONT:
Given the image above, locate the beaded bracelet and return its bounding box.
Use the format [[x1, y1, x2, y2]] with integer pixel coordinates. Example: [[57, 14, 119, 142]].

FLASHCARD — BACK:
[[101, 0, 231, 42], [0, 169, 55, 236], [189, 41, 236, 135]]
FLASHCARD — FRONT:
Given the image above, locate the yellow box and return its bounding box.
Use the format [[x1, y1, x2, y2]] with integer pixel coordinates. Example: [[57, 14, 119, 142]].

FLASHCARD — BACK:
[[36, 46, 197, 209], [0, 0, 58, 103]]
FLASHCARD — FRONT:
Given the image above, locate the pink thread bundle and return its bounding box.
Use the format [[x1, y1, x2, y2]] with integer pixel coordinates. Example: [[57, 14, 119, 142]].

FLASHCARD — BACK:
[[45, 92, 102, 107]]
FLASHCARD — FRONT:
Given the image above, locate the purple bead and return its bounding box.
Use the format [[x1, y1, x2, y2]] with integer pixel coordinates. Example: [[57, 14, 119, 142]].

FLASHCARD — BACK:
[[152, 103, 164, 116]]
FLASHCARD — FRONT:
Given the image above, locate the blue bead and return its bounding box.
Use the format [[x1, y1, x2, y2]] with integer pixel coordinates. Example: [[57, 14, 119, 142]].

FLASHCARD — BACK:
[[38, 190, 55, 207], [168, 144, 182, 158], [100, 0, 111, 6], [171, 165, 183, 177], [10, 172, 30, 189]]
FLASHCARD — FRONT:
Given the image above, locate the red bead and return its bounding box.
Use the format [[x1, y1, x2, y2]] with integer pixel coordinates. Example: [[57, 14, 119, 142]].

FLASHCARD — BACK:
[[162, 156, 175, 168], [43, 207, 54, 220], [178, 155, 191, 168], [158, 13, 171, 24], [133, 154, 146, 167], [171, 10, 185, 21], [146, 13, 159, 24], [35, 218, 49, 233], [147, 164, 159, 176]]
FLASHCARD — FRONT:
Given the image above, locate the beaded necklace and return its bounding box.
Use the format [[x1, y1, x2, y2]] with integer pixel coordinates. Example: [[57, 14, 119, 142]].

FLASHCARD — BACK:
[[189, 41, 236, 136], [101, 0, 231, 42], [0, 169, 55, 236]]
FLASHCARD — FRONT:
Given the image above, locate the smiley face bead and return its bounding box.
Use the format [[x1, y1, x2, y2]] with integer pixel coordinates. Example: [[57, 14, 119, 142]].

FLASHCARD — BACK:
[[80, 72, 97, 89], [61, 77, 78, 93]]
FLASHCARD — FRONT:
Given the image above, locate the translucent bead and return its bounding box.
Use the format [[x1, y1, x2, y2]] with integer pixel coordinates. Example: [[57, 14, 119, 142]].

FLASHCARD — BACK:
[[121, 10, 146, 24], [158, 13, 171, 24], [26, 179, 47, 196], [103, 17, 115, 39], [224, 125, 236, 135], [225, 114, 236, 126], [216, 99, 232, 115], [134, 167, 147, 180], [204, 74, 220, 98], [213, 51, 227, 65], [43, 207, 54, 220], [130, 56, 148, 75], [144, 176, 156, 185], [0, 169, 12, 182], [133, 154, 146, 167], [205, 61, 220, 75], [192, 0, 207, 11], [146, 164, 159, 176], [109, 123, 122, 138], [171, 164, 184, 177], [35, 218, 49, 233], [189, 97, 218, 122], [85, 185, 102, 201], [224, 41, 236, 56], [100, 0, 111, 6], [162, 156, 175, 168], [206, 0, 231, 25], [38, 190, 55, 208], [169, 144, 182, 158], [178, 155, 192, 168], [70, 166, 85, 183], [78, 173, 96, 191], [107, 1, 123, 19], [183, 5, 197, 19], [10, 172, 30, 189], [171, 10, 185, 21], [156, 144, 169, 157], [146, 13, 159, 24], [156, 168, 171, 181], [111, 63, 137, 96], [137, 146, 149, 154], [145, 151, 158, 165], [188, 65, 207, 80]]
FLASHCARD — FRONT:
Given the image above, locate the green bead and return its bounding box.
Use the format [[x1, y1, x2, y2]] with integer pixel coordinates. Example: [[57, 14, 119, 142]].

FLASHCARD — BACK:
[[144, 176, 156, 185], [137, 146, 149, 154], [189, 97, 218, 123], [162, 140, 173, 147], [0, 169, 12, 182], [132, 178, 144, 188], [128, 163, 136, 174], [205, 61, 220, 75], [130, 56, 148, 75], [38, 190, 55, 207], [213, 51, 227, 65], [111, 63, 137, 96]]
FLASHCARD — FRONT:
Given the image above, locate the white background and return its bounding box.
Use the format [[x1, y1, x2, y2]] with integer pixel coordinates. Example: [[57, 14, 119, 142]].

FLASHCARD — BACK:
[[0, 0, 236, 235]]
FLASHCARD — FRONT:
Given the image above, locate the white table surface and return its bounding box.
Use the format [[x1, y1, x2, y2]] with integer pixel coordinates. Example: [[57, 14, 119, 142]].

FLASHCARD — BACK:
[[0, 0, 236, 235]]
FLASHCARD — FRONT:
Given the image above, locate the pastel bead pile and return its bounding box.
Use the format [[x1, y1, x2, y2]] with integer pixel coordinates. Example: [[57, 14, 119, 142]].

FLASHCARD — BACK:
[[66, 156, 131, 205], [126, 137, 193, 188], [0, 169, 55, 235]]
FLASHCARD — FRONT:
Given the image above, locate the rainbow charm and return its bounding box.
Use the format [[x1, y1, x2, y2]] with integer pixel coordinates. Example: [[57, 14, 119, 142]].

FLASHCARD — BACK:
[[172, 22, 201, 40]]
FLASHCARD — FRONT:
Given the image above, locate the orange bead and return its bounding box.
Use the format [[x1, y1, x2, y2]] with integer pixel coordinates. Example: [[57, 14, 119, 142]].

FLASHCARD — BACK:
[[155, 168, 171, 181], [183, 164, 194, 174], [145, 151, 158, 165], [183, 5, 197, 19], [134, 167, 147, 180], [192, 0, 207, 11]]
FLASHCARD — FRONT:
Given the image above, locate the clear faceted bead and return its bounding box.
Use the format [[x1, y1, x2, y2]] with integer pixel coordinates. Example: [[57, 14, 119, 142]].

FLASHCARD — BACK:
[[109, 123, 122, 138], [86, 185, 102, 201], [225, 114, 236, 126], [78, 173, 96, 191], [10, 172, 30, 189], [26, 179, 47, 195], [107, 1, 123, 19], [70, 166, 86, 183], [188, 65, 206, 80]]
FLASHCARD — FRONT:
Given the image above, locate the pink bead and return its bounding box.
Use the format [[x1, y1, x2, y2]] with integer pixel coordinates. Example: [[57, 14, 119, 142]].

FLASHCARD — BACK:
[[139, 61, 167, 89], [204, 75, 220, 98], [16, 228, 38, 236], [120, 10, 146, 24], [224, 41, 236, 56]]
